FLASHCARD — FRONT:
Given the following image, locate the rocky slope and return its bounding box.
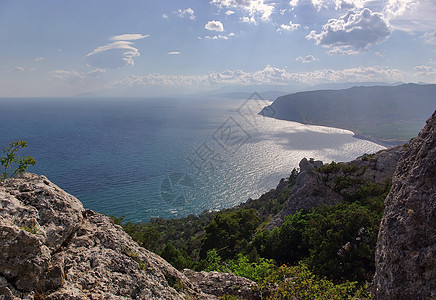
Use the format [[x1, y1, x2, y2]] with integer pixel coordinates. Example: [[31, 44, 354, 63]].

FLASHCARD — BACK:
[[0, 173, 257, 299], [268, 145, 405, 229], [373, 110, 436, 299]]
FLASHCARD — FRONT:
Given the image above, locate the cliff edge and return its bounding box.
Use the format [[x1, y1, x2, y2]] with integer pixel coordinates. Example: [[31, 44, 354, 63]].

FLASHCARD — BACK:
[[373, 110, 436, 299], [0, 173, 257, 299]]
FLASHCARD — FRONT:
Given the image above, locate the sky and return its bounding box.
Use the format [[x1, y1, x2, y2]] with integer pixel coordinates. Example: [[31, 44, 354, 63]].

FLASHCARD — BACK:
[[0, 0, 435, 97]]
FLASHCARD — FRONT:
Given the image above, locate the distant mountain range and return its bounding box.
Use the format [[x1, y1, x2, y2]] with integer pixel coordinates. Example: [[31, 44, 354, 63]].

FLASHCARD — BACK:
[[259, 83, 436, 147], [203, 81, 405, 101]]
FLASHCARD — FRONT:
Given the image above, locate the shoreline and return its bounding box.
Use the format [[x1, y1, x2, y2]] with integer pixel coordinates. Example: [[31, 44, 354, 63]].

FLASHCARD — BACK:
[[262, 114, 407, 149]]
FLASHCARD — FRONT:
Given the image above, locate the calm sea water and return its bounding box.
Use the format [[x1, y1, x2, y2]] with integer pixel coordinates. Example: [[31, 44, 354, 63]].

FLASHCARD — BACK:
[[0, 97, 385, 222]]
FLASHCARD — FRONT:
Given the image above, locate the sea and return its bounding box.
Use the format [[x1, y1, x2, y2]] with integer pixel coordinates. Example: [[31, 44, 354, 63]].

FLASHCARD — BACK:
[[0, 96, 385, 222]]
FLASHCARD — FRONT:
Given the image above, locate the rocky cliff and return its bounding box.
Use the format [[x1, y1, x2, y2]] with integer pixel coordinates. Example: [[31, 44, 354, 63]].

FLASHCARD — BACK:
[[268, 145, 405, 229], [373, 110, 436, 299], [0, 173, 257, 299]]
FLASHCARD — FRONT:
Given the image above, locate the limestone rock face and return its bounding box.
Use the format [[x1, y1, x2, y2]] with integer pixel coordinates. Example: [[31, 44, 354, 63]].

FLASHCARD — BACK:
[[0, 173, 84, 292], [269, 145, 405, 228], [0, 173, 256, 299], [183, 269, 259, 300], [373, 110, 436, 299]]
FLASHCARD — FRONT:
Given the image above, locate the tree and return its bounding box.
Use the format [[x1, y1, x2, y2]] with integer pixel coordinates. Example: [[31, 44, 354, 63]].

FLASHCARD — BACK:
[[1, 140, 36, 181], [200, 208, 261, 259]]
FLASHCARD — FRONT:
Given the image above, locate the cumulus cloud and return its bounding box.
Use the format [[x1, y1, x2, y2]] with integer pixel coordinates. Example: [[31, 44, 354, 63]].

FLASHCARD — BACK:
[[111, 65, 404, 88], [290, 0, 368, 11], [35, 57, 44, 62], [205, 20, 224, 32], [277, 20, 300, 32], [240, 16, 257, 24], [176, 8, 195, 20], [225, 10, 235, 15], [86, 34, 149, 68], [162, 13, 169, 19], [306, 8, 391, 53], [414, 65, 436, 77], [211, 0, 274, 23], [296, 55, 317, 63], [383, 0, 417, 19], [168, 51, 181, 55]]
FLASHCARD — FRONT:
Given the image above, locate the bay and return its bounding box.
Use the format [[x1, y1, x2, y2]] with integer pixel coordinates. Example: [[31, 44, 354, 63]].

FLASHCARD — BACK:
[[0, 97, 385, 222]]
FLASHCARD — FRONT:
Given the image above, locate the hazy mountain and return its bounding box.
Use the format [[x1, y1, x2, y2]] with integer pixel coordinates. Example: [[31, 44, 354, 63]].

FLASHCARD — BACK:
[[260, 83, 436, 146]]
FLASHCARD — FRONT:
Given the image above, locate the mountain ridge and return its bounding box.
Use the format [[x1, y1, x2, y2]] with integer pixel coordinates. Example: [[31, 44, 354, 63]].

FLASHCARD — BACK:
[[260, 83, 436, 147]]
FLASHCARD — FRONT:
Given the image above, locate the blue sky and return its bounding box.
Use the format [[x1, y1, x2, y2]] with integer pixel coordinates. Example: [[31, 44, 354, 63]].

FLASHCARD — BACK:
[[0, 0, 435, 97]]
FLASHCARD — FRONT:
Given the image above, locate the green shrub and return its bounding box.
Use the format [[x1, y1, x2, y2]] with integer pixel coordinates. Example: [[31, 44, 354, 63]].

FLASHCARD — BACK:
[[260, 263, 372, 300], [1, 140, 36, 181]]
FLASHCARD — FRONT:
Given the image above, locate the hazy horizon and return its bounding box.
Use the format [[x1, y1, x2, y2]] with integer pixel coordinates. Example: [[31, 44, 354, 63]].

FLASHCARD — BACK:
[[1, 0, 435, 98]]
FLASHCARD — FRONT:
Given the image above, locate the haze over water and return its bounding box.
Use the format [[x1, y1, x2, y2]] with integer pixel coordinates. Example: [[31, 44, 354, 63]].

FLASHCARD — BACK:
[[0, 97, 384, 222]]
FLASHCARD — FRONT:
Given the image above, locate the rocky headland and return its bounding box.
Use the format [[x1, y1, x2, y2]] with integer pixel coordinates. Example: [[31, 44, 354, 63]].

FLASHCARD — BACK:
[[0, 173, 257, 299], [1, 110, 435, 299]]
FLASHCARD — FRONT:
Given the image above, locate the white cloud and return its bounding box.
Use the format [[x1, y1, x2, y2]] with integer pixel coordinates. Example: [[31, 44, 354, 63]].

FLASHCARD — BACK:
[[277, 20, 300, 32], [168, 51, 181, 55], [87, 68, 106, 77], [202, 33, 236, 40], [205, 20, 224, 32], [289, 0, 299, 8], [111, 65, 404, 88], [296, 55, 317, 63], [306, 8, 391, 53], [110, 34, 149, 41], [225, 10, 235, 15], [12, 66, 25, 72], [387, 0, 436, 32], [333, 0, 366, 10], [383, 0, 417, 19], [51, 68, 106, 82], [86, 34, 149, 68], [51, 70, 85, 83], [35, 57, 45, 62], [414, 65, 436, 78], [240, 16, 257, 25], [176, 8, 195, 20], [162, 13, 169, 19], [211, 0, 274, 23], [423, 31, 436, 44]]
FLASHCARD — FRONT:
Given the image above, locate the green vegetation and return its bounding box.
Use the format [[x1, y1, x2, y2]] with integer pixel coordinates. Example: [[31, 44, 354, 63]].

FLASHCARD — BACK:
[[360, 121, 425, 141], [260, 263, 372, 300], [263, 84, 436, 145], [114, 161, 392, 297], [20, 225, 39, 234], [1, 140, 36, 181]]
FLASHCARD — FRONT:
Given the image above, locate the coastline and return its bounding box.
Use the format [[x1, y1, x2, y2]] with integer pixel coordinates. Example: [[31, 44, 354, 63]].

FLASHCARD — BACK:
[[261, 114, 407, 149]]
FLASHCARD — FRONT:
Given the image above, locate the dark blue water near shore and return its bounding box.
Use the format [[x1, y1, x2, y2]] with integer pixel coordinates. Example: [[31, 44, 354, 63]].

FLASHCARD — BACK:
[[0, 97, 384, 222]]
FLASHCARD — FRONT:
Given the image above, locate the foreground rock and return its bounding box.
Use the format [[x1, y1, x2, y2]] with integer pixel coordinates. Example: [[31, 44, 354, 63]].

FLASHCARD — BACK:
[[0, 173, 257, 299], [373, 110, 436, 299], [184, 269, 258, 300], [269, 145, 405, 228]]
